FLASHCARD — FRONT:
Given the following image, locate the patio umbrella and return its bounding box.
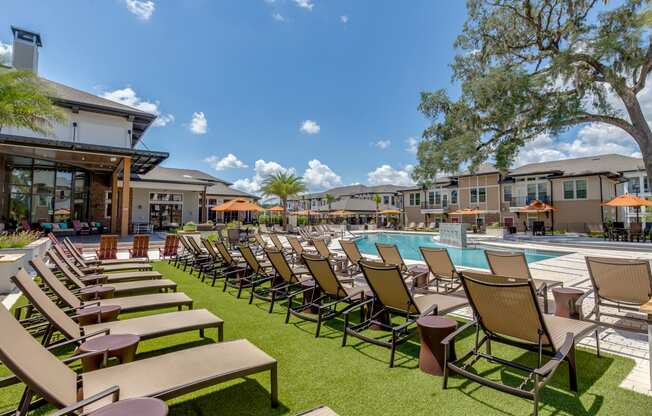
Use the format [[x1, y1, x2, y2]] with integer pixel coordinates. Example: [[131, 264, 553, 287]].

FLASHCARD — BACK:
[[602, 193, 652, 222], [518, 199, 556, 213], [330, 210, 354, 217], [211, 199, 264, 212], [448, 207, 485, 227], [266, 206, 285, 213], [380, 209, 401, 215]]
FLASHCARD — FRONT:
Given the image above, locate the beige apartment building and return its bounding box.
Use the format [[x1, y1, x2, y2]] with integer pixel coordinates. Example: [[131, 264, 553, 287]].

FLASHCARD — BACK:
[[402, 154, 640, 233]]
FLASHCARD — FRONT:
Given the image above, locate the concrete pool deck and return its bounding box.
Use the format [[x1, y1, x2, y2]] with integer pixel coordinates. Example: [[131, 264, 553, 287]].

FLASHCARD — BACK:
[[346, 230, 652, 395]]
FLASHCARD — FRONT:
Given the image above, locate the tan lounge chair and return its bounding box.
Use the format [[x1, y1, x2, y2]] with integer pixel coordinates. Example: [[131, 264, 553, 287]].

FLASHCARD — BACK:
[[419, 247, 462, 293], [11, 270, 223, 346], [289, 254, 365, 337], [484, 250, 562, 313], [53, 243, 153, 274], [31, 258, 192, 315], [128, 235, 150, 259], [43, 255, 175, 296], [405, 222, 416, 230], [311, 239, 348, 269], [0, 305, 275, 415], [269, 234, 293, 257], [445, 271, 598, 416], [63, 237, 146, 267], [259, 248, 313, 313], [49, 248, 162, 284], [581, 256, 652, 332], [158, 234, 180, 261], [344, 261, 468, 367], [287, 235, 317, 262], [375, 242, 427, 284], [339, 239, 371, 275]]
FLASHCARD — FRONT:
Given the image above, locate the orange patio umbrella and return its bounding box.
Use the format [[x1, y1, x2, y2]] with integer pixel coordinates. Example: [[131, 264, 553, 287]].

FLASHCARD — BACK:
[[330, 210, 354, 217], [448, 207, 485, 216], [266, 206, 285, 213], [211, 199, 264, 212], [518, 199, 556, 213], [380, 209, 401, 215], [602, 193, 652, 222], [293, 209, 321, 216]]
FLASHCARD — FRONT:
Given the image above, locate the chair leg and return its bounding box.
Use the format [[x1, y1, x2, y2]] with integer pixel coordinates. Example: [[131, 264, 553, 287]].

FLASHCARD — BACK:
[[285, 303, 292, 324], [269, 292, 276, 313], [567, 345, 578, 392], [595, 329, 601, 358], [389, 331, 397, 368], [315, 312, 322, 337]]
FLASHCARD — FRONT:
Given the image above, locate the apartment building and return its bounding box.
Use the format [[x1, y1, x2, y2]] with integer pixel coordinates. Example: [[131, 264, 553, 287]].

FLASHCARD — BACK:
[[287, 184, 404, 216], [402, 154, 642, 233]]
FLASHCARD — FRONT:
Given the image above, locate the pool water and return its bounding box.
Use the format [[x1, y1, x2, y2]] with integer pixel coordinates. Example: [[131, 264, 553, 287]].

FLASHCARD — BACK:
[[355, 232, 565, 269]]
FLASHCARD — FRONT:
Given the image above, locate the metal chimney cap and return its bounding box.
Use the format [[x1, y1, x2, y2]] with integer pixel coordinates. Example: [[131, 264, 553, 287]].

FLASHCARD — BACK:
[[11, 26, 42, 47]]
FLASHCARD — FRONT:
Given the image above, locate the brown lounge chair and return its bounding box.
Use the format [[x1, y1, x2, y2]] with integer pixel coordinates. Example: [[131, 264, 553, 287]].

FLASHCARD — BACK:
[[53, 242, 153, 274], [444, 271, 599, 416], [0, 305, 276, 415], [11, 270, 223, 346], [581, 256, 652, 333], [484, 250, 563, 313], [49, 247, 162, 284], [419, 247, 462, 294], [44, 255, 176, 296], [311, 239, 348, 270], [252, 248, 312, 313], [63, 237, 146, 267], [269, 234, 293, 257], [344, 261, 468, 367], [158, 234, 180, 261], [288, 254, 365, 337], [129, 235, 150, 259], [287, 235, 317, 262], [375, 243, 428, 285], [31, 258, 193, 315], [339, 239, 371, 276]]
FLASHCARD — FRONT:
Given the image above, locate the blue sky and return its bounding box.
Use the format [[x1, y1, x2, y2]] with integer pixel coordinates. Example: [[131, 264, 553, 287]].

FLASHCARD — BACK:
[[1, 0, 643, 193]]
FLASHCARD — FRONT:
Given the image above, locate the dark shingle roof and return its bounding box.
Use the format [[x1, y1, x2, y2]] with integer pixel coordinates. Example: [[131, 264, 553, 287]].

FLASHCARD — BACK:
[[205, 182, 259, 200], [509, 154, 643, 177], [133, 167, 226, 185], [289, 184, 408, 201]]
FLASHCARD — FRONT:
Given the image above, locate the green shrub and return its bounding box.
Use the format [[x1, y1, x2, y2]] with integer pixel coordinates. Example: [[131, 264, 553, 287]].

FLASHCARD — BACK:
[[182, 221, 197, 232], [0, 231, 40, 249]]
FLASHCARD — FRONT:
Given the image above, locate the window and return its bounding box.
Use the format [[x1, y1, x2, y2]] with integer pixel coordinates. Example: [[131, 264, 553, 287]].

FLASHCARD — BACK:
[[383, 195, 389, 204], [435, 191, 441, 205], [503, 185, 512, 202], [428, 192, 435, 205], [478, 187, 486, 203], [537, 183, 548, 202], [409, 193, 421, 206], [391, 196, 395, 206], [442, 194, 448, 207], [105, 191, 112, 218], [450, 190, 458, 204], [470, 188, 477, 203], [527, 183, 537, 202], [563, 179, 588, 200], [645, 176, 650, 193], [150, 193, 182, 202], [628, 177, 641, 194]]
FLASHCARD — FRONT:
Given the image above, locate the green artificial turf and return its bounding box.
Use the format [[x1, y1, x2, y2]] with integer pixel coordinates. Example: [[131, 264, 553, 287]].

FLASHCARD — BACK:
[[2, 261, 651, 415]]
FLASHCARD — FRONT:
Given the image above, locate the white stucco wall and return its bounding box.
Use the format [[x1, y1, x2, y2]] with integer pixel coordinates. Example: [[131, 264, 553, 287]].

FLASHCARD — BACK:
[[4, 108, 133, 148]]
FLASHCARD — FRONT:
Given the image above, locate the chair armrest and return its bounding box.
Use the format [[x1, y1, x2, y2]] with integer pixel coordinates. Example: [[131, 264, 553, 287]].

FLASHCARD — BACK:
[[441, 320, 477, 346], [287, 286, 316, 301], [62, 349, 108, 366], [46, 329, 110, 350], [341, 298, 374, 316], [534, 332, 574, 377], [50, 385, 120, 416]]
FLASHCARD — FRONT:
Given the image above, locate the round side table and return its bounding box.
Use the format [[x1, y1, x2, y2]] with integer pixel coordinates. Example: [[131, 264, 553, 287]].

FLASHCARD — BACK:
[[301, 280, 321, 314], [408, 265, 430, 288], [552, 287, 584, 319], [78, 334, 140, 371], [80, 285, 115, 301], [417, 316, 457, 376], [88, 398, 168, 416], [76, 305, 122, 326]]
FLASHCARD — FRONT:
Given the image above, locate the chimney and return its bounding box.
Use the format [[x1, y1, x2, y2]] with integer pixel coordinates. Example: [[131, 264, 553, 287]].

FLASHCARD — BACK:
[[11, 26, 42, 73]]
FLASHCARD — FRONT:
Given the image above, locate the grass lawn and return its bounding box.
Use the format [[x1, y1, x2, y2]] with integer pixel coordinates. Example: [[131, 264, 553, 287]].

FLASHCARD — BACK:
[[2, 260, 651, 415]]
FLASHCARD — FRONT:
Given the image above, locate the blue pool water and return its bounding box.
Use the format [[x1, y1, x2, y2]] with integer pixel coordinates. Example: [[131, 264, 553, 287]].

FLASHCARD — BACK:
[[355, 233, 566, 269]]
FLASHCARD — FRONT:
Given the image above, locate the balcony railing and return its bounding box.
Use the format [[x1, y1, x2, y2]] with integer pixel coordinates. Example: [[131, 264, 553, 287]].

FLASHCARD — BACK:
[[508, 196, 550, 207]]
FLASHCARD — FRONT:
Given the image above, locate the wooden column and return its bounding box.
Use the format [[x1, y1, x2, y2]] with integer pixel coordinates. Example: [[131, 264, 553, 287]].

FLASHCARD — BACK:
[[201, 186, 208, 223], [110, 168, 119, 233], [120, 157, 131, 238]]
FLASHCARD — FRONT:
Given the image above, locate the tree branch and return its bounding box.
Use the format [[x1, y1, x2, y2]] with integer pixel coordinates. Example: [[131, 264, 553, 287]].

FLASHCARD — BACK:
[[634, 41, 652, 93]]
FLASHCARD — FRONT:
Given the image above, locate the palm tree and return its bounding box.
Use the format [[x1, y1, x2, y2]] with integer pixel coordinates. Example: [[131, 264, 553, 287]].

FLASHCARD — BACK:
[[0, 69, 65, 134], [325, 193, 335, 211], [372, 194, 382, 227], [260, 172, 307, 230]]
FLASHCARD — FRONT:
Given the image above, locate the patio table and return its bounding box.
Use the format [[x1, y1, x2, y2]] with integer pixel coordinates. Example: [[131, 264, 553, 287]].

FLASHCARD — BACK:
[[76, 305, 121, 326], [640, 299, 652, 389], [552, 287, 583, 319], [417, 316, 457, 376], [78, 333, 140, 371], [79, 285, 115, 301]]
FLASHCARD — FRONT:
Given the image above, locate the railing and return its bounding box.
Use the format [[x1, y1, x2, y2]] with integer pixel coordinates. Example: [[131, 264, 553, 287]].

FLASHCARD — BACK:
[[420, 203, 451, 210], [508, 196, 551, 207]]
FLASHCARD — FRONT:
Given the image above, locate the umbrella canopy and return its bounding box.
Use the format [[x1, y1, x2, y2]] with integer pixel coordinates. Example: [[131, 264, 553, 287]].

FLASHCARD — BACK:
[[448, 208, 485, 216], [266, 206, 285, 212], [292, 209, 321, 216], [518, 199, 556, 213], [602, 193, 652, 208], [330, 210, 354, 217], [211, 199, 264, 212], [380, 209, 401, 215]]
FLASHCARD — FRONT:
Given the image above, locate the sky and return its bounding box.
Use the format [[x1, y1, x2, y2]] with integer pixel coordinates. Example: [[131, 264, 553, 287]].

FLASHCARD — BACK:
[[0, 0, 644, 194]]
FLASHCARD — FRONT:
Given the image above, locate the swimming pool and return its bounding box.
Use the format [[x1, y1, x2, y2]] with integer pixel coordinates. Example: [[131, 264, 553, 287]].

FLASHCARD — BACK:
[[355, 232, 566, 269]]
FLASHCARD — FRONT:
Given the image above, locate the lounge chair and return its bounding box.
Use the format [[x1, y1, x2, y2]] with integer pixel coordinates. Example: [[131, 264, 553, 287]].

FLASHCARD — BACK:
[[415, 222, 426, 230], [287, 235, 317, 262], [580, 256, 652, 333], [49, 248, 162, 284], [54, 242, 153, 274], [257, 248, 313, 313], [0, 304, 275, 415], [343, 261, 467, 367], [290, 254, 365, 337], [254, 232, 270, 250], [38, 256, 176, 297], [158, 234, 180, 261], [31, 258, 192, 316], [484, 250, 562, 313], [405, 222, 416, 231], [214, 241, 249, 294], [338, 239, 370, 276], [11, 269, 223, 346], [375, 242, 428, 285], [62, 237, 150, 268], [270, 234, 293, 257], [129, 235, 150, 259], [445, 271, 598, 416], [419, 247, 462, 293], [629, 222, 643, 242], [311, 239, 348, 270]]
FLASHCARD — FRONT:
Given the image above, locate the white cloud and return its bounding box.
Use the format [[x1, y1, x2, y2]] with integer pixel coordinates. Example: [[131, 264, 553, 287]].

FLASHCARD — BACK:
[[405, 137, 419, 154], [124, 0, 155, 20], [294, 0, 314, 10], [272, 12, 286, 22], [232, 159, 295, 194], [205, 154, 248, 171], [189, 111, 208, 134], [100, 87, 174, 127], [0, 42, 12, 65], [373, 139, 391, 150], [367, 164, 415, 186], [300, 119, 320, 134], [340, 15, 349, 23], [303, 159, 342, 190]]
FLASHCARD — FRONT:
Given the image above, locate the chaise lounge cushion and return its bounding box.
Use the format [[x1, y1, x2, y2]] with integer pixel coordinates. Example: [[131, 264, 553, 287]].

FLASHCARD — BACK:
[[543, 315, 596, 350], [413, 292, 468, 315], [82, 339, 276, 412], [95, 292, 192, 312]]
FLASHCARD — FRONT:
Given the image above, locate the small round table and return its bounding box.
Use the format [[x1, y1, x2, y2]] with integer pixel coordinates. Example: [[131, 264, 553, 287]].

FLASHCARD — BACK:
[[417, 316, 457, 376], [408, 265, 430, 288], [78, 334, 140, 371], [552, 287, 584, 319], [76, 305, 121, 326], [301, 280, 321, 314], [79, 285, 115, 301], [88, 398, 168, 416]]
